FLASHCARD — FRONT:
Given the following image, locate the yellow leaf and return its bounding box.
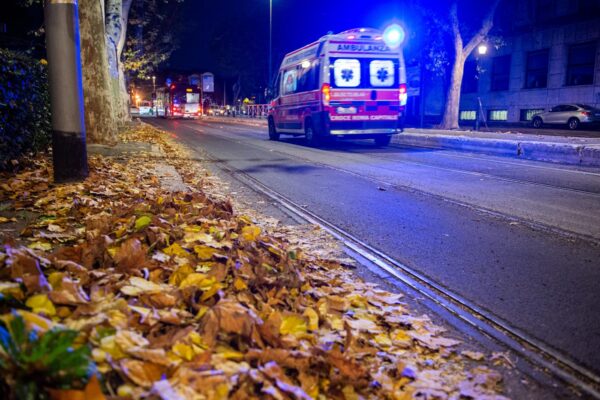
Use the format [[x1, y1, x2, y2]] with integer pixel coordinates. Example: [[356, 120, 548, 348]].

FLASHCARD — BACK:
[[26, 294, 56, 317], [330, 316, 344, 331], [157, 196, 164, 205], [374, 333, 393, 347], [172, 342, 194, 361], [163, 243, 189, 258], [48, 272, 65, 289], [0, 282, 23, 299], [120, 277, 163, 296], [216, 345, 244, 361], [168, 264, 194, 286], [194, 306, 209, 320], [100, 335, 127, 360], [194, 245, 216, 261], [200, 282, 222, 302], [0, 310, 55, 333], [114, 226, 128, 238], [280, 315, 307, 337], [183, 232, 213, 245], [135, 215, 152, 231], [107, 247, 119, 258], [391, 329, 412, 348], [233, 277, 247, 291], [178, 273, 209, 289], [241, 225, 261, 241], [28, 241, 52, 251], [0, 217, 10, 223], [347, 293, 369, 309], [303, 308, 319, 331], [342, 385, 359, 400]]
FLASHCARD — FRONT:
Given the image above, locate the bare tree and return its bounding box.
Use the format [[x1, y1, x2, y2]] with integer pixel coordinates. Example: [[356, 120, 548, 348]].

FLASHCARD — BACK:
[[440, 0, 500, 129]]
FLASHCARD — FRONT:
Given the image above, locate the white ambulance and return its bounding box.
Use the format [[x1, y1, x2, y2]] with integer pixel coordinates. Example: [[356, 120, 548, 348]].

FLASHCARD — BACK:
[[268, 27, 407, 146]]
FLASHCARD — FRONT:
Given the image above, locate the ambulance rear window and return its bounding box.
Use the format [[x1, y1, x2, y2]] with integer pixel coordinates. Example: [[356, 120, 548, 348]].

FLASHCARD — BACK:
[[333, 59, 361, 88], [370, 60, 395, 87]]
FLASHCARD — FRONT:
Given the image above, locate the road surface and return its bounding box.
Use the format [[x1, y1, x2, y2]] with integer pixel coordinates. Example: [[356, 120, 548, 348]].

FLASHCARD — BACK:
[[148, 118, 600, 383]]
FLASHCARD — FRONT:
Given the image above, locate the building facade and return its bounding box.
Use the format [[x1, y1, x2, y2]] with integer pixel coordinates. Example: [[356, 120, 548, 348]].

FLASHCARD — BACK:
[[459, 0, 600, 125]]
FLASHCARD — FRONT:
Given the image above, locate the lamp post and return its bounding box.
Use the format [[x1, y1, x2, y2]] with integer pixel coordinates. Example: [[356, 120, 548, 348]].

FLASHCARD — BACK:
[[152, 75, 156, 92], [268, 0, 273, 93], [44, 0, 88, 182], [475, 43, 489, 131]]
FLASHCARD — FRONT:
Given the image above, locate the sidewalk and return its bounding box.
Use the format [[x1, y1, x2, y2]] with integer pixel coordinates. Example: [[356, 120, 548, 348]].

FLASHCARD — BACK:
[[202, 116, 600, 167], [0, 124, 515, 399]]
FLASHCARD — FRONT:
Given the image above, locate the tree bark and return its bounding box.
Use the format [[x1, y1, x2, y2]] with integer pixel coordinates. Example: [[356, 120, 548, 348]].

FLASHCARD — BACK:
[[106, 0, 130, 124], [79, 0, 118, 144], [117, 0, 133, 118], [439, 0, 501, 130]]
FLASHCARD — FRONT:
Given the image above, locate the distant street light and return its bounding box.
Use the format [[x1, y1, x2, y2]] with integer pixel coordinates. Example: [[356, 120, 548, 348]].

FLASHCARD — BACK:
[[478, 43, 489, 55], [152, 75, 156, 93]]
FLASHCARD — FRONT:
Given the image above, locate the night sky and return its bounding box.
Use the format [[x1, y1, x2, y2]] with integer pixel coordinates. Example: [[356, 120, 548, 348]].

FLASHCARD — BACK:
[[169, 0, 415, 73]]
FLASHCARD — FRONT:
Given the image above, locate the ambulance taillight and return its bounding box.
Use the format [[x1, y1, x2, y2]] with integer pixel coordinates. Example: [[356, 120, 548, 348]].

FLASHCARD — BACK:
[[399, 84, 408, 106], [321, 83, 331, 106]]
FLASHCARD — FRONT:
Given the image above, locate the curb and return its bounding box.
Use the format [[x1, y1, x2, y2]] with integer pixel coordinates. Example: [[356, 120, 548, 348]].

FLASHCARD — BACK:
[[202, 117, 600, 167]]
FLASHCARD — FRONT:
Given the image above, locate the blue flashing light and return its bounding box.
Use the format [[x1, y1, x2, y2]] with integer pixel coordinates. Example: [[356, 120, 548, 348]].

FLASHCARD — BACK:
[[383, 24, 405, 49]]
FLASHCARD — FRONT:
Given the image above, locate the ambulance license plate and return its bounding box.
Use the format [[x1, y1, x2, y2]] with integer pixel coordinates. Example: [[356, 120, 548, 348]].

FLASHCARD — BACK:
[[337, 107, 357, 115]]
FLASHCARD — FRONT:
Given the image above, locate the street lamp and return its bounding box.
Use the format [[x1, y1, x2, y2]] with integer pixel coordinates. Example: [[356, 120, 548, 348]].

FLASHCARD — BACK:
[[268, 0, 273, 94], [152, 75, 156, 92], [475, 43, 489, 131]]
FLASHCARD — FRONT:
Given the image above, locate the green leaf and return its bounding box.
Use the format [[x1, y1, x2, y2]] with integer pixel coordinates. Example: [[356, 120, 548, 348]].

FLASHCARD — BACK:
[[135, 215, 152, 231]]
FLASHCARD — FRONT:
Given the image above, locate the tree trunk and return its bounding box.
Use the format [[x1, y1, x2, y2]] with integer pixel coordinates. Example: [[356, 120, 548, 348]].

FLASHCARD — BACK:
[[79, 0, 118, 144], [117, 0, 133, 119], [441, 52, 465, 129], [439, 0, 501, 130], [106, 0, 129, 124]]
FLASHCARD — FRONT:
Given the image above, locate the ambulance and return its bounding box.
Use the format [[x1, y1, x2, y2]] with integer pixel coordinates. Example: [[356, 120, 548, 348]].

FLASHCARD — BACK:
[[268, 27, 407, 146]]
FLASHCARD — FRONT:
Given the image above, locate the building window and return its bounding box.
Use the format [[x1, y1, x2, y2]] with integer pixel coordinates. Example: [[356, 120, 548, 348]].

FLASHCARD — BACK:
[[525, 49, 549, 89], [520, 109, 545, 121], [460, 110, 477, 121], [491, 55, 511, 91], [462, 61, 478, 93], [578, 0, 600, 14], [488, 110, 508, 121], [566, 42, 596, 86], [535, 0, 556, 21]]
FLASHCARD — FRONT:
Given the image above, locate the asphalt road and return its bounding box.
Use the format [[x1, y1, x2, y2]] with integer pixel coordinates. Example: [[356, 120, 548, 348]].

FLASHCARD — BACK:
[[148, 118, 600, 379]]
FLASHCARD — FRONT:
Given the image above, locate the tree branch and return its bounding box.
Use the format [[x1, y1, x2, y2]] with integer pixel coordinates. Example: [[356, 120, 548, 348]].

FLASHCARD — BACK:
[[463, 0, 501, 57], [449, 1, 462, 53]]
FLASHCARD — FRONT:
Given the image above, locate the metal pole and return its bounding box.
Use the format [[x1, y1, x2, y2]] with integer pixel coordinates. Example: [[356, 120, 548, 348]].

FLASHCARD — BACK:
[[44, 0, 88, 183], [419, 61, 425, 129], [269, 0, 273, 90], [200, 73, 204, 116]]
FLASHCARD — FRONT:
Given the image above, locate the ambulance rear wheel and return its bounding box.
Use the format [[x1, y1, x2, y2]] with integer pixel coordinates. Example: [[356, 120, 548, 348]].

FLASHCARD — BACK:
[[374, 135, 392, 147], [305, 119, 320, 146], [268, 119, 279, 141]]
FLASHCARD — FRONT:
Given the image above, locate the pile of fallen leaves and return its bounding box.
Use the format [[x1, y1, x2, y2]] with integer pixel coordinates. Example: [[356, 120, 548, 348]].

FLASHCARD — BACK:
[[0, 125, 509, 399]]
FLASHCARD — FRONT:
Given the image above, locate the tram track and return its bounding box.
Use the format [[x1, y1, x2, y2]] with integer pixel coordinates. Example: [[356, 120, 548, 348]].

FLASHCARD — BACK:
[[206, 149, 600, 399]]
